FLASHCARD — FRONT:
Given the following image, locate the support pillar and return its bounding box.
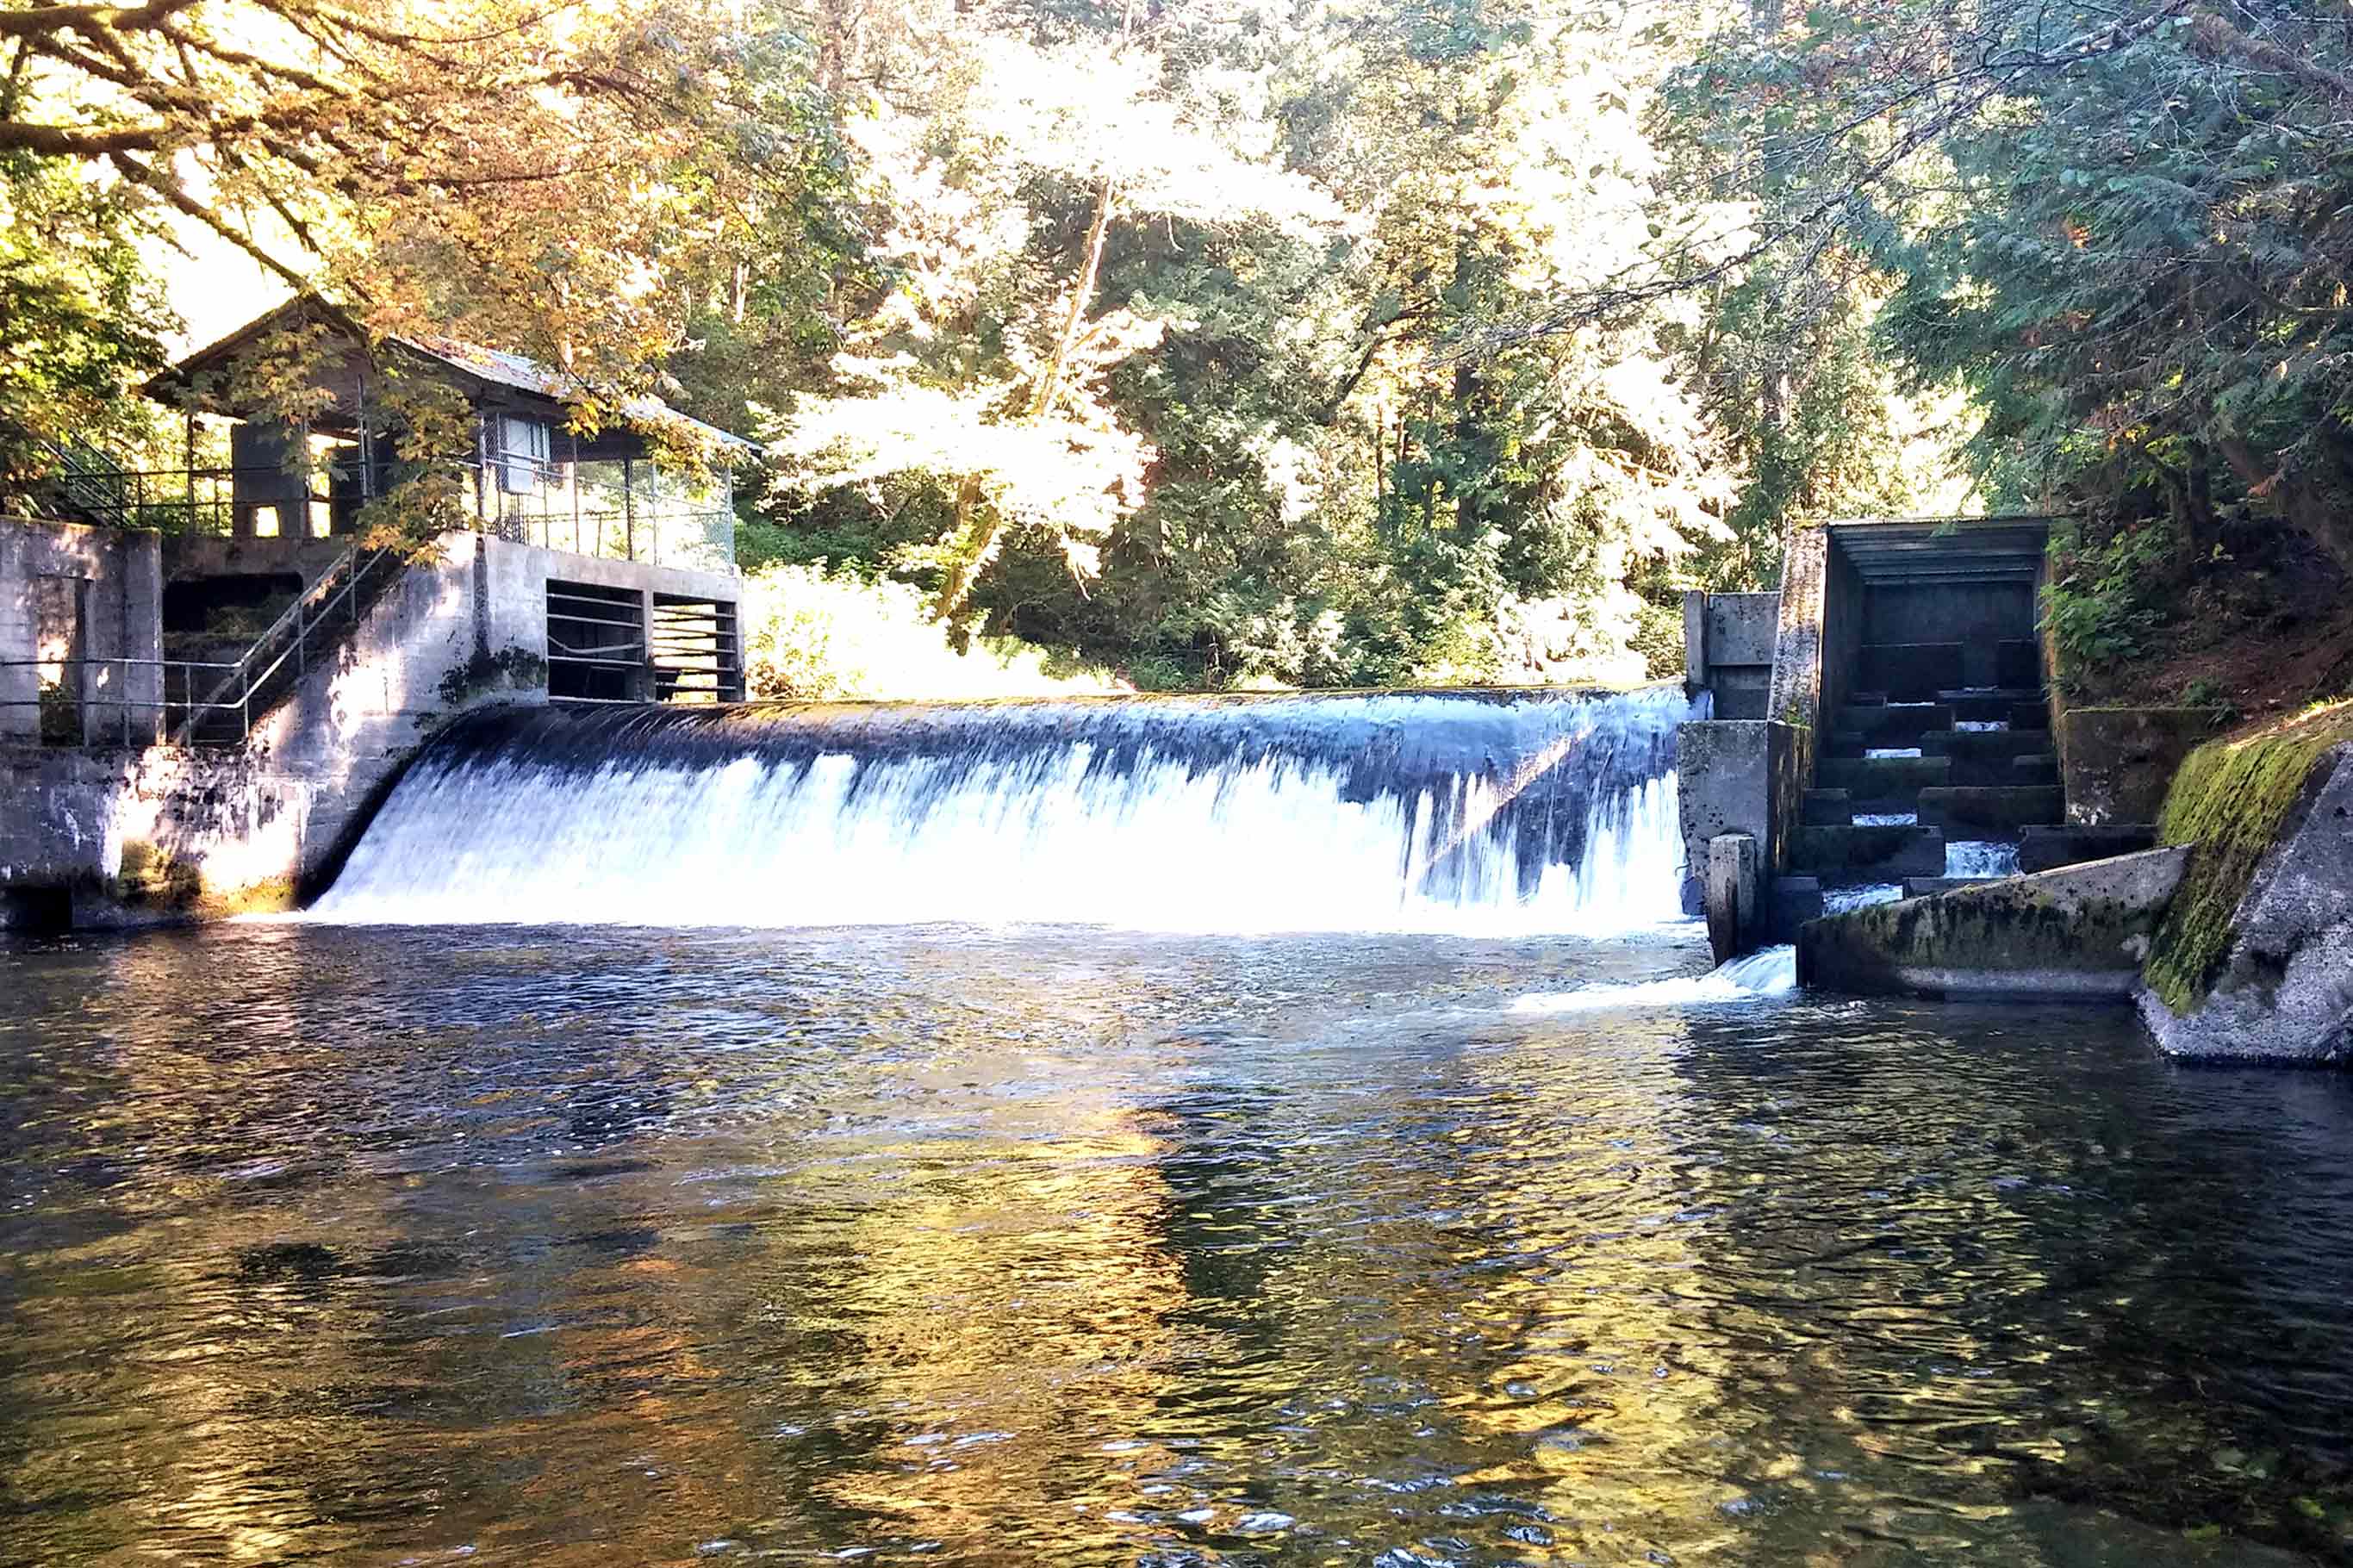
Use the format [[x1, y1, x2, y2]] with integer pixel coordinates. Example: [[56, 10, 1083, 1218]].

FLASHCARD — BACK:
[[1706, 831, 1759, 965]]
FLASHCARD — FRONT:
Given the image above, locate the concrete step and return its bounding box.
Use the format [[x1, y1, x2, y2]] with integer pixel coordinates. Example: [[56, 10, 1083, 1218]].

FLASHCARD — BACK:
[[1815, 756, 1951, 803], [1902, 874, 2004, 898], [1769, 874, 1824, 939], [1802, 788, 1852, 826], [2001, 755, 2062, 789], [1789, 824, 1945, 878], [1916, 785, 2065, 831], [1938, 688, 2045, 721], [1923, 729, 2051, 763], [2010, 702, 2051, 731], [2017, 824, 2157, 874], [1838, 703, 1956, 741], [1849, 690, 1889, 706], [1923, 732, 2061, 787], [1827, 729, 1869, 758]]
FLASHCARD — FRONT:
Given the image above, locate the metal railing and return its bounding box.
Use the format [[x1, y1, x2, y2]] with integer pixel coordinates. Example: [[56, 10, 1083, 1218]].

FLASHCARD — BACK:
[[170, 545, 403, 744], [0, 657, 253, 748], [40, 445, 737, 574], [0, 548, 407, 750]]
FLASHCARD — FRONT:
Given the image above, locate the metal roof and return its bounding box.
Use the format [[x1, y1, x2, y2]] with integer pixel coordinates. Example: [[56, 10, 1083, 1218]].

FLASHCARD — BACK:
[[1822, 516, 2056, 585], [153, 299, 758, 453]]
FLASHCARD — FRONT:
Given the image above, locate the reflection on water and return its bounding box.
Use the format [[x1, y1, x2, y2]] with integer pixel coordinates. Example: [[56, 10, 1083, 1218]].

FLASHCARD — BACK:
[[3, 924, 2351, 1565]]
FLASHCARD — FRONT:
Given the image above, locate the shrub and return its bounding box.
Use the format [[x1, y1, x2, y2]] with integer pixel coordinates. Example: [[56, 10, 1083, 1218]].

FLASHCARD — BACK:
[[738, 563, 1127, 702]]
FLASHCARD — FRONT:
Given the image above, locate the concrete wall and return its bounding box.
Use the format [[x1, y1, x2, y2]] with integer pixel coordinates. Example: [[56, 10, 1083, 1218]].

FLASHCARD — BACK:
[[1862, 582, 2034, 688], [0, 528, 741, 927], [165, 532, 352, 588], [1684, 590, 1778, 719], [0, 519, 163, 745], [2057, 707, 2227, 827], [1766, 529, 1861, 730], [1673, 530, 1859, 933], [1821, 540, 1864, 724], [1677, 719, 1810, 903]]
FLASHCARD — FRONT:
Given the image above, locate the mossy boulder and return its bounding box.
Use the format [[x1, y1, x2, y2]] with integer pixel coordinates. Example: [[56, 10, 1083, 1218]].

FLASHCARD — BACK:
[[2139, 705, 2353, 1061]]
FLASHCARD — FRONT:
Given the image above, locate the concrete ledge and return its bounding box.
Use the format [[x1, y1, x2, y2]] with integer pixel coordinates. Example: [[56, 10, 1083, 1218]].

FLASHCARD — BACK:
[[2057, 706, 2228, 827], [1839, 703, 1954, 738], [1790, 824, 1945, 877], [1797, 845, 2190, 1001], [2019, 823, 2155, 873], [1917, 785, 2064, 831], [1816, 756, 1951, 796], [1802, 788, 1852, 825], [1902, 874, 2001, 898]]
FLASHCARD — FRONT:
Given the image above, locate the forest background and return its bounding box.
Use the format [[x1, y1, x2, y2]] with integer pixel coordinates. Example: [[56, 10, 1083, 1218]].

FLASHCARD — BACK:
[[6, 0, 2351, 704]]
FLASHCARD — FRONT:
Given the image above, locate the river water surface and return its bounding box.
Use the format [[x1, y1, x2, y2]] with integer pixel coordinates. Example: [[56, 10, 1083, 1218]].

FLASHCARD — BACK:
[[5, 922, 2353, 1565]]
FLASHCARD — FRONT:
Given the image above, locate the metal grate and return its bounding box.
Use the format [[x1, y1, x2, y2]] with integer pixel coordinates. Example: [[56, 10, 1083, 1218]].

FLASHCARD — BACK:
[[650, 594, 744, 704], [545, 580, 648, 703]]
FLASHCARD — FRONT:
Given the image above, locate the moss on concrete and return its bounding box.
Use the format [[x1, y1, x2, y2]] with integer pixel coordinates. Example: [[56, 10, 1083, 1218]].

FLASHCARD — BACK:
[[109, 840, 200, 908], [2145, 702, 2353, 1013], [1797, 846, 2188, 997]]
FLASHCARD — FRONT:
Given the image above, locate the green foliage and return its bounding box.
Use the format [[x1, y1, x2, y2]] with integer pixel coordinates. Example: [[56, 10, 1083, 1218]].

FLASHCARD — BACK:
[[1628, 596, 1687, 681], [2039, 520, 2171, 678], [2146, 704, 2353, 1013], [0, 151, 176, 506]]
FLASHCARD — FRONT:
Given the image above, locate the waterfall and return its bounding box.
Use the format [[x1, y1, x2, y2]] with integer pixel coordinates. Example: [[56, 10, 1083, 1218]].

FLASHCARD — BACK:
[[310, 685, 1700, 936]]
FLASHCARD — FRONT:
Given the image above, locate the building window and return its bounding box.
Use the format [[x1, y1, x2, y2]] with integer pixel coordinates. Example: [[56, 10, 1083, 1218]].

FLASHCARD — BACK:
[[252, 505, 280, 538], [308, 501, 333, 538], [497, 414, 551, 494]]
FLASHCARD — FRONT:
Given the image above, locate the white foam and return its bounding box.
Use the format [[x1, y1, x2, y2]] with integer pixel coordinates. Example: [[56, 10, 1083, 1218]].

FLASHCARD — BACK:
[[1946, 840, 2021, 878], [1824, 883, 1903, 913], [1510, 946, 1796, 1014], [310, 694, 1697, 936]]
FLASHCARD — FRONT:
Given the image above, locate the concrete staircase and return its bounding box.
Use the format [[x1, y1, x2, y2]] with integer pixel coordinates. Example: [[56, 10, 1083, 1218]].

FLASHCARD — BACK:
[[1785, 664, 2152, 911], [1678, 519, 2179, 958], [170, 545, 405, 744]]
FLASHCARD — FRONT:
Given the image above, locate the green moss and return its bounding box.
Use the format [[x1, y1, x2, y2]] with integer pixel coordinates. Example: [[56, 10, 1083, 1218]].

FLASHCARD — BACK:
[[109, 840, 200, 907], [2144, 702, 2353, 1013]]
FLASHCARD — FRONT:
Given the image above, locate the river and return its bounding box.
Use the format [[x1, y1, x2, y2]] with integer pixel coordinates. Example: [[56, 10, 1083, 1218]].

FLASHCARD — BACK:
[[5, 920, 2351, 1565]]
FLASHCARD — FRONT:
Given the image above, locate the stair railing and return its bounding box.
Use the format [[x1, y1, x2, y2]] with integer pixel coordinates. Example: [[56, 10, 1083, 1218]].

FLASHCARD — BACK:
[[170, 545, 402, 745]]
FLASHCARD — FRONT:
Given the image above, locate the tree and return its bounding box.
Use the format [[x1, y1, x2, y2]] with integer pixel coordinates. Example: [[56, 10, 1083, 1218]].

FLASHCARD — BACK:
[[1645, 0, 2353, 588]]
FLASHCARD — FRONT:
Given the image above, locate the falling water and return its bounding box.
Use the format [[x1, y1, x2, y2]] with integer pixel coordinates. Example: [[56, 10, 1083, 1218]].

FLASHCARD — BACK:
[[313, 686, 1701, 935], [1947, 839, 2022, 878]]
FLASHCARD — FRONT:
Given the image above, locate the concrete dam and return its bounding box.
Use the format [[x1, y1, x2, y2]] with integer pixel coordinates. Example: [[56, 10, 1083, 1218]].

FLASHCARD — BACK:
[[309, 687, 1702, 934]]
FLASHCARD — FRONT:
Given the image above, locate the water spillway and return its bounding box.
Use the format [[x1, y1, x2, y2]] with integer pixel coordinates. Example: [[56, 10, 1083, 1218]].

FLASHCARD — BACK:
[[312, 685, 1700, 934]]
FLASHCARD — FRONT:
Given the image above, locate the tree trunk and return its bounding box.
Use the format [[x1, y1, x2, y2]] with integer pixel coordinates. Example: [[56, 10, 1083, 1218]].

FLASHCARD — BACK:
[[932, 472, 993, 622], [1027, 176, 1117, 423], [934, 175, 1118, 618], [2216, 435, 2353, 576]]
